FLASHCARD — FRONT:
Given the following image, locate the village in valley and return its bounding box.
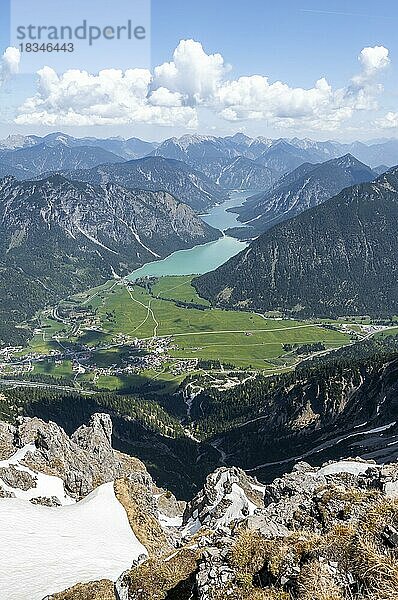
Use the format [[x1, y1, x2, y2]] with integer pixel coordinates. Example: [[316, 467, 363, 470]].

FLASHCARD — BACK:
[[0, 275, 395, 396]]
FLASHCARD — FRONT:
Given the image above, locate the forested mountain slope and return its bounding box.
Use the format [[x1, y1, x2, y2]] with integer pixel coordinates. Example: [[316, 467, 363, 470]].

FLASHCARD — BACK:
[[194, 167, 398, 318], [236, 154, 376, 231]]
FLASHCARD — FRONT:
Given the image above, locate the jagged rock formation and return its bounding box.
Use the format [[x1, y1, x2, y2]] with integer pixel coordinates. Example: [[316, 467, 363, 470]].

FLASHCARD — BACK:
[[2, 414, 398, 599], [0, 414, 184, 599], [10, 413, 139, 500], [0, 420, 14, 460], [182, 466, 264, 535], [1, 413, 181, 507], [115, 460, 398, 600]]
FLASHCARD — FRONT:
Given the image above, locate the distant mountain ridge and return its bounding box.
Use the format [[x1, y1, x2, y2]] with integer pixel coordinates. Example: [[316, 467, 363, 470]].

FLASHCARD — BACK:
[[236, 154, 376, 231], [151, 134, 398, 188], [0, 142, 125, 179], [0, 132, 157, 159], [194, 166, 398, 318], [2, 132, 398, 189]]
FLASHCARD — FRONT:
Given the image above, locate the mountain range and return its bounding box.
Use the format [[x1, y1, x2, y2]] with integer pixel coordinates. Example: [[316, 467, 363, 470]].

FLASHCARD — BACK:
[[0, 132, 157, 159], [0, 175, 219, 345], [58, 156, 228, 212], [194, 167, 398, 318], [235, 154, 377, 232], [151, 133, 278, 188], [1, 132, 398, 195], [152, 133, 398, 175], [0, 141, 124, 179]]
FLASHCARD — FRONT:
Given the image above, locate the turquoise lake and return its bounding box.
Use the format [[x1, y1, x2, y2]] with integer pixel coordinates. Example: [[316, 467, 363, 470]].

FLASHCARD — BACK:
[[128, 190, 255, 280]]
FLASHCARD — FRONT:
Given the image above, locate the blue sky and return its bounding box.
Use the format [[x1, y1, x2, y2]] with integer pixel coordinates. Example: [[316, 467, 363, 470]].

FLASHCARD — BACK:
[[152, 0, 397, 86], [0, 0, 397, 140]]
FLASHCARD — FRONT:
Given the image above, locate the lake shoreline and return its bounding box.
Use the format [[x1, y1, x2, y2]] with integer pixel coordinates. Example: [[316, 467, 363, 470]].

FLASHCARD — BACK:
[[128, 190, 257, 281]]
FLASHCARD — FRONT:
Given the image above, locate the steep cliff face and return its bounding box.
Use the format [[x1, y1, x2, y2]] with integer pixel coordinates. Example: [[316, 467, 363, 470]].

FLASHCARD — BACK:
[[0, 413, 148, 502], [194, 168, 398, 318]]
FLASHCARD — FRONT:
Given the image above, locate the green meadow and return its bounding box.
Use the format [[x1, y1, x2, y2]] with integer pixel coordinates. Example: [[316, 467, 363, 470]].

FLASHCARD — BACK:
[[14, 276, 353, 391], [91, 276, 351, 369]]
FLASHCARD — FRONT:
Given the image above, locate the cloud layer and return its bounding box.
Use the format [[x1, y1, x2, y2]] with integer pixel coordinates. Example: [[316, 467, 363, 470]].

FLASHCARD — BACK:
[[10, 40, 391, 131]]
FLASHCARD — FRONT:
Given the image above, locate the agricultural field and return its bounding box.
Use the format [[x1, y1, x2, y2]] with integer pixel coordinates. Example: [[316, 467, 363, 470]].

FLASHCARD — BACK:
[[3, 275, 358, 394], [81, 276, 351, 369]]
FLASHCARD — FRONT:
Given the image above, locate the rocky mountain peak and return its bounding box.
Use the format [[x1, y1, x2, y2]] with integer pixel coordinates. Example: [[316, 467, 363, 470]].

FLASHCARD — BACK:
[[4, 413, 147, 501]]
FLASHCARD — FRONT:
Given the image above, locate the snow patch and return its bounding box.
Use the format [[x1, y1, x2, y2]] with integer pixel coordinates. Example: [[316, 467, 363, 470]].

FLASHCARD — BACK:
[[0, 482, 147, 600], [317, 460, 373, 477], [158, 511, 183, 528], [0, 443, 73, 505]]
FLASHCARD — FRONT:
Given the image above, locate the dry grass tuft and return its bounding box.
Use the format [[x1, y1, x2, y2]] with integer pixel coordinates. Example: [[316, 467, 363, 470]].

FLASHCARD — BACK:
[[124, 547, 199, 599], [114, 477, 170, 557], [45, 580, 115, 600], [297, 560, 344, 600]]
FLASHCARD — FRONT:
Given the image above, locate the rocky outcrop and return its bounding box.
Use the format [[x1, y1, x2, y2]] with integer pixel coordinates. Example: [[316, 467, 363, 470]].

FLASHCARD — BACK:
[[0, 464, 37, 490], [15, 413, 140, 499], [117, 459, 398, 600], [0, 414, 182, 516], [3, 412, 398, 600], [0, 419, 15, 460], [182, 466, 264, 536]]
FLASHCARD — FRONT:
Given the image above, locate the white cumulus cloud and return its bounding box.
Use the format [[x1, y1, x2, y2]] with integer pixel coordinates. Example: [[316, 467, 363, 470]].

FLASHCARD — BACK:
[[0, 47, 20, 85], [14, 40, 391, 132], [153, 39, 227, 104], [358, 46, 390, 79], [376, 111, 398, 129], [213, 45, 391, 130], [15, 66, 197, 128]]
